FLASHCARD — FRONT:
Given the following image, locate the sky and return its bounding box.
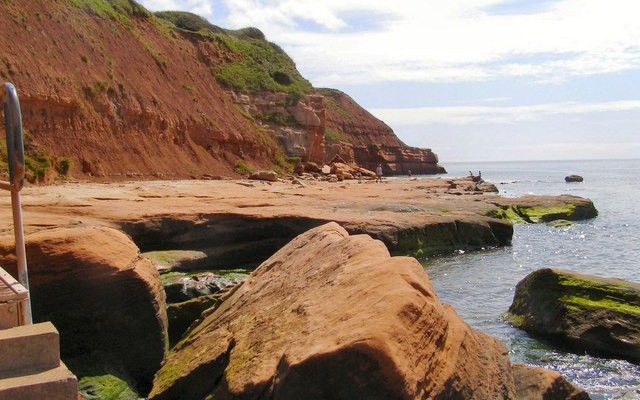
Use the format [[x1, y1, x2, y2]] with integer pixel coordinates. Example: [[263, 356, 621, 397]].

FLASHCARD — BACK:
[[137, 0, 640, 162]]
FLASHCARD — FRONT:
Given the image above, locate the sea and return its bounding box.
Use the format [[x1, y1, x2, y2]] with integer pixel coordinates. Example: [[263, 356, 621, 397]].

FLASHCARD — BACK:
[[418, 159, 640, 399]]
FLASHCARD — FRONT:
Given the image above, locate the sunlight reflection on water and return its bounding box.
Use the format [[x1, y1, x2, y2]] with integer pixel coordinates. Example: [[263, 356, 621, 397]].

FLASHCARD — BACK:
[[421, 159, 640, 399]]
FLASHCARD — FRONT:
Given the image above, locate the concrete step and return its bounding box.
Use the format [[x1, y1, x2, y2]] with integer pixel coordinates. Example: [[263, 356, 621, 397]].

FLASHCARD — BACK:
[[0, 362, 77, 400], [0, 321, 60, 376]]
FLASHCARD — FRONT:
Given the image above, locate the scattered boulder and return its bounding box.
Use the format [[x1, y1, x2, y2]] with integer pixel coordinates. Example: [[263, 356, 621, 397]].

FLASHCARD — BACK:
[[0, 226, 168, 394], [150, 223, 519, 399], [302, 161, 322, 173], [248, 170, 279, 182], [512, 364, 590, 400], [506, 268, 640, 363], [565, 175, 584, 183], [476, 181, 499, 193], [163, 272, 244, 303]]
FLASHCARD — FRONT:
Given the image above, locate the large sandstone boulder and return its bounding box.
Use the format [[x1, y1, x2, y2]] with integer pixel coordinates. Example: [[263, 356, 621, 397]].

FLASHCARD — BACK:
[[0, 226, 168, 394], [506, 268, 640, 362], [150, 222, 519, 399]]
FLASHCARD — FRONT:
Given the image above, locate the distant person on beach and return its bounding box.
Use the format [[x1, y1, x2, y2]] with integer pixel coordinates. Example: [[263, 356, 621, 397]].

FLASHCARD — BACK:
[[408, 169, 412, 178], [376, 164, 383, 182]]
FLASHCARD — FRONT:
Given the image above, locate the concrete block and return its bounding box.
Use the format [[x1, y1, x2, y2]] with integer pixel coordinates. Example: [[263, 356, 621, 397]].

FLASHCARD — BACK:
[[0, 322, 60, 376], [0, 362, 77, 400]]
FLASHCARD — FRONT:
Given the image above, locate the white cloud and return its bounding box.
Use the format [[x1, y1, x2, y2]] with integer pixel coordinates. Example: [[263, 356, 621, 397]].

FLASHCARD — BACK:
[[136, 0, 640, 85], [370, 100, 640, 126], [225, 0, 640, 85]]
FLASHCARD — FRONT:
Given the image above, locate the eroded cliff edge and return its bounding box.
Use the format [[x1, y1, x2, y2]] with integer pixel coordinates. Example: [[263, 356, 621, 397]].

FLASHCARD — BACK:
[[0, 1, 443, 182]]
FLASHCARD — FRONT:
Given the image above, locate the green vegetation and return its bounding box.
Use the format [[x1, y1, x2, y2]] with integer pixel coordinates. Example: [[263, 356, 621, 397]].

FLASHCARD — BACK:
[[257, 111, 297, 126], [324, 127, 344, 142], [78, 374, 142, 400], [68, 0, 151, 26], [84, 79, 109, 97], [486, 204, 580, 224], [24, 154, 50, 182], [234, 160, 253, 175], [318, 88, 351, 118], [556, 274, 640, 310], [154, 11, 312, 96], [56, 157, 72, 176], [154, 10, 225, 34]]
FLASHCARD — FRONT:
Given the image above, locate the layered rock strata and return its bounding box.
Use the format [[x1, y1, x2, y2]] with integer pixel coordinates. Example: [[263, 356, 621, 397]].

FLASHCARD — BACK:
[[322, 89, 445, 174]]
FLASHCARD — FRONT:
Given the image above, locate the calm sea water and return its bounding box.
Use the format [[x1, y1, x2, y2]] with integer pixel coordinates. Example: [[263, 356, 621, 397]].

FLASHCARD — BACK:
[[421, 159, 640, 399]]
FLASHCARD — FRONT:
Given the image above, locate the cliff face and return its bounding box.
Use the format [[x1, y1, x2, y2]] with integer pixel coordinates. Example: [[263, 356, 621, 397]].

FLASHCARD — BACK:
[[0, 0, 443, 181], [0, 0, 279, 180], [322, 89, 445, 174]]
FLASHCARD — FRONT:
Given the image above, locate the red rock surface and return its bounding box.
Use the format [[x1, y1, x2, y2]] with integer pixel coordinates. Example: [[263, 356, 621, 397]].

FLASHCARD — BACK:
[[0, 226, 168, 393], [149, 222, 516, 399], [0, 1, 278, 181], [322, 89, 445, 174], [512, 364, 590, 400], [0, 1, 441, 182]]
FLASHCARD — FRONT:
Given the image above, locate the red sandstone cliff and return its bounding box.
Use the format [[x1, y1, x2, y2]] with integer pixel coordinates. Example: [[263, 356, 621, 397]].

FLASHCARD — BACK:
[[322, 89, 445, 175], [0, 1, 443, 181]]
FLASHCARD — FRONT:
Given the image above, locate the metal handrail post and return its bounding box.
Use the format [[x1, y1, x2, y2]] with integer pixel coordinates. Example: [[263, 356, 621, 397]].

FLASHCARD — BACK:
[[2, 82, 32, 325]]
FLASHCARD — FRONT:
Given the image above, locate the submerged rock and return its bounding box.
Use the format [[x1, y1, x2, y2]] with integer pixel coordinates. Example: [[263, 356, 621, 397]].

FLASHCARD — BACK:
[[0, 226, 168, 394], [512, 364, 590, 400], [565, 175, 584, 183], [149, 223, 584, 400], [506, 268, 640, 363]]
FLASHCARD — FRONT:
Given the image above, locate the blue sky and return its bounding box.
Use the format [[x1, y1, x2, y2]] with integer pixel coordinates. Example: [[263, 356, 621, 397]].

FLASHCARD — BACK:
[[138, 0, 640, 162]]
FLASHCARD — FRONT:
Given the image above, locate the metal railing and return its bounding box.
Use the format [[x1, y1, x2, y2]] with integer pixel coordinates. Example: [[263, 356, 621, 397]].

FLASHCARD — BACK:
[[1, 82, 32, 325]]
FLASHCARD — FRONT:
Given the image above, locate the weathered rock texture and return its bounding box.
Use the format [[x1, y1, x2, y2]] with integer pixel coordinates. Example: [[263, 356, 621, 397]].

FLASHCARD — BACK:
[[0, 226, 168, 393], [512, 364, 590, 400], [507, 268, 640, 363], [322, 89, 445, 175], [150, 223, 515, 399]]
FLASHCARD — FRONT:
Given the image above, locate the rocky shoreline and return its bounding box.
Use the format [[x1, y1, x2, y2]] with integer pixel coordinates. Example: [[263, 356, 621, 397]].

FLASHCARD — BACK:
[[0, 176, 597, 264], [0, 176, 599, 398]]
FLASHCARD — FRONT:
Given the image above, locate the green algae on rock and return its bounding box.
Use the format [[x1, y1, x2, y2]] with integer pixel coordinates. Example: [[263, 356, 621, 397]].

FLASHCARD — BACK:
[[78, 374, 143, 400], [506, 268, 640, 363], [490, 195, 598, 224]]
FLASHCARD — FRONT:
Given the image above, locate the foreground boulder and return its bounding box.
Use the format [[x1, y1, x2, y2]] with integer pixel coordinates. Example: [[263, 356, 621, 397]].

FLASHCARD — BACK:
[[506, 268, 640, 362], [149, 223, 584, 399], [0, 226, 168, 394]]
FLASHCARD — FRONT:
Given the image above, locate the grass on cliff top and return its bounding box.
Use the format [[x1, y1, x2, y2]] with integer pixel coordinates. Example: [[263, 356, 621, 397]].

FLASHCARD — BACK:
[[154, 11, 312, 98], [69, 0, 151, 26]]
